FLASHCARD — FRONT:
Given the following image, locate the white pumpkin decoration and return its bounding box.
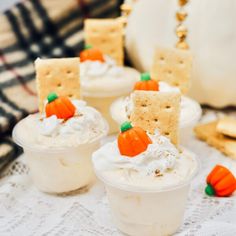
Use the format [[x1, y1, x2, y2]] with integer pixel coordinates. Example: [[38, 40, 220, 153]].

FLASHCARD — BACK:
[[125, 0, 236, 108]]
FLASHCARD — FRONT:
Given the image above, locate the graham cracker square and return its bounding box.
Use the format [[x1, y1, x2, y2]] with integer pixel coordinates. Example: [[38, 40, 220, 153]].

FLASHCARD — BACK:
[[130, 90, 181, 145], [216, 117, 236, 139], [84, 18, 124, 65], [194, 121, 236, 159], [151, 47, 192, 94], [35, 57, 80, 112]]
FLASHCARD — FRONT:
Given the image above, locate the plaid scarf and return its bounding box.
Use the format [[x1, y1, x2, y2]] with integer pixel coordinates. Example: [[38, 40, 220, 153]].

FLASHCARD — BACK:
[[0, 0, 121, 174]]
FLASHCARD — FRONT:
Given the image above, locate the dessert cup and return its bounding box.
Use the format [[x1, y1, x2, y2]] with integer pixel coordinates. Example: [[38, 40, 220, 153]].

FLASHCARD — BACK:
[[12, 117, 108, 194], [110, 95, 202, 143], [94, 149, 199, 236]]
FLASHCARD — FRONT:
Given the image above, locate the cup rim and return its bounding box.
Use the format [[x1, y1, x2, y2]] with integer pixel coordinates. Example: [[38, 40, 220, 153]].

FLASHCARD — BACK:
[[110, 95, 202, 129], [12, 115, 109, 153], [81, 67, 140, 98], [94, 148, 200, 193]]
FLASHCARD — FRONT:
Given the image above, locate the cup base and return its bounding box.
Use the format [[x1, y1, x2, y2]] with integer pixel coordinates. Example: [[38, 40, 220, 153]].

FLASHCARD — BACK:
[[106, 185, 187, 236], [95, 148, 199, 236], [41, 180, 95, 195], [114, 217, 181, 236]]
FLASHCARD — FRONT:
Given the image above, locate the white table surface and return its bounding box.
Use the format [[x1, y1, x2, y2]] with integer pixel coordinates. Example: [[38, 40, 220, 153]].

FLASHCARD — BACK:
[[0, 109, 236, 236]]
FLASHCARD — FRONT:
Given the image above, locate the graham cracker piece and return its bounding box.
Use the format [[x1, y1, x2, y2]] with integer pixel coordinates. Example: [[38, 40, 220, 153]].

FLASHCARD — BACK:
[[151, 47, 192, 94], [130, 91, 181, 145], [35, 57, 80, 112], [216, 117, 236, 138], [194, 121, 236, 159], [84, 19, 124, 65]]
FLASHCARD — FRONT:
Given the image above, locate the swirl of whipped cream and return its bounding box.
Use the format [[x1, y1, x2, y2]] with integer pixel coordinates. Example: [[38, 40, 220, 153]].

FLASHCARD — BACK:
[[80, 55, 124, 79], [39, 100, 103, 142], [39, 115, 61, 136], [92, 132, 179, 176]]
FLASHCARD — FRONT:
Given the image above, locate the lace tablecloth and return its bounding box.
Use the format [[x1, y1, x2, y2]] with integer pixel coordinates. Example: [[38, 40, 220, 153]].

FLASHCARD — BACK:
[[1, 110, 236, 236]]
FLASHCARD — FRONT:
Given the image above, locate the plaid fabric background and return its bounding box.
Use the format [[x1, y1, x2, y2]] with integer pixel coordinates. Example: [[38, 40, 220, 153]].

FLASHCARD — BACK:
[[0, 0, 122, 174]]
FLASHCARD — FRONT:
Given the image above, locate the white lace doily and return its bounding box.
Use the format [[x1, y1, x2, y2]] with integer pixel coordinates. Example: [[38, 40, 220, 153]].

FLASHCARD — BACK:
[[1, 110, 236, 236]]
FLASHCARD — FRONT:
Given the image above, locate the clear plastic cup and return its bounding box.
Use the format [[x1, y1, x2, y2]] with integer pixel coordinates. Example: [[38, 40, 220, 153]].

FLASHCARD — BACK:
[[83, 95, 123, 134], [12, 117, 108, 194], [94, 149, 199, 236], [110, 95, 202, 144]]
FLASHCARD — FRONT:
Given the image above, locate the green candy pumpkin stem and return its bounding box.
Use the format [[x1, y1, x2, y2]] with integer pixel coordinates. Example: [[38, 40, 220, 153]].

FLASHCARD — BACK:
[[121, 121, 133, 132], [47, 92, 58, 103], [141, 72, 151, 81], [85, 44, 92, 50], [205, 184, 215, 196]]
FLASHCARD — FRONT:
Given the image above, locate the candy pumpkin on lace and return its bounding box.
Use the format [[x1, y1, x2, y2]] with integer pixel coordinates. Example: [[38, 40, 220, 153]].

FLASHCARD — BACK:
[[45, 93, 76, 119], [118, 121, 152, 157], [205, 165, 236, 197], [134, 72, 159, 91], [80, 45, 105, 63]]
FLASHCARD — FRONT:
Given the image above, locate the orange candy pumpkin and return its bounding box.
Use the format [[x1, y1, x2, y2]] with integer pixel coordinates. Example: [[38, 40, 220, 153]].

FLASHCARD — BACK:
[[45, 93, 76, 119], [134, 73, 159, 91], [80, 45, 105, 62], [205, 165, 236, 197], [118, 121, 152, 157]]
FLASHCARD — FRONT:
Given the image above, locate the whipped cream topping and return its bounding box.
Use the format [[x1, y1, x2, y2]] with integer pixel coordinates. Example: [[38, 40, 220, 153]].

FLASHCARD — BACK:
[[80, 55, 124, 79], [15, 100, 108, 148], [92, 132, 179, 177], [158, 81, 180, 92], [80, 55, 140, 97], [38, 100, 105, 143], [39, 115, 60, 136]]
